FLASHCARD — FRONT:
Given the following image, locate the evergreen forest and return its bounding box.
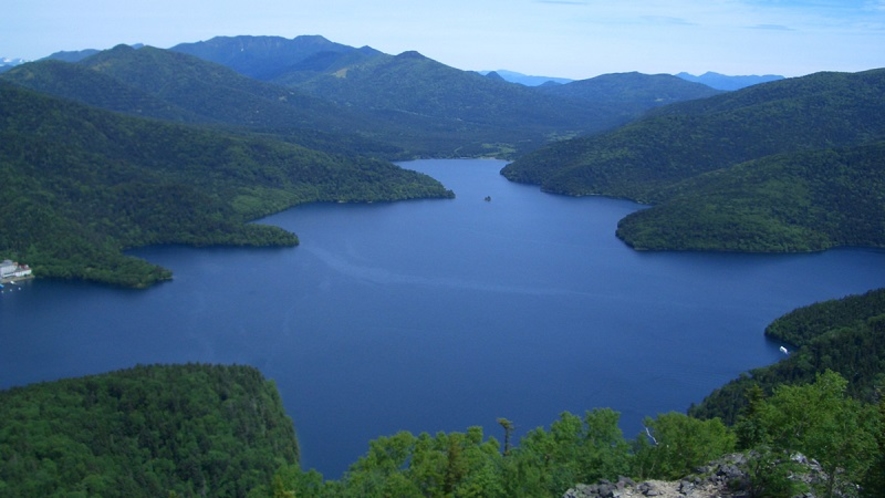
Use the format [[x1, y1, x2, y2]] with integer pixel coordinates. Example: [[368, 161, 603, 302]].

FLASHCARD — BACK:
[[0, 364, 299, 497]]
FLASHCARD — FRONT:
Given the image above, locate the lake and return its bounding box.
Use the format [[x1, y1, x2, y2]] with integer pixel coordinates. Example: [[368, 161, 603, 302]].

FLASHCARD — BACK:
[[3, 158, 885, 478]]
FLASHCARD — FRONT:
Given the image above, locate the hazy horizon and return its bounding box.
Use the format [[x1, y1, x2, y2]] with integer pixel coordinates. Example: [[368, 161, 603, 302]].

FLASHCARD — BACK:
[[5, 1, 885, 80]]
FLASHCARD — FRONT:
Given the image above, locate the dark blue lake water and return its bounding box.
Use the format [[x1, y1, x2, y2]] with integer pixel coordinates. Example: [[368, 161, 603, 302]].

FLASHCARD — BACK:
[[3, 158, 885, 477]]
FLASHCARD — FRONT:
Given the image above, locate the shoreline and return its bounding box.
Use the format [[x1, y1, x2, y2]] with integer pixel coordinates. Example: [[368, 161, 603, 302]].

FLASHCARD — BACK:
[[1, 274, 35, 285]]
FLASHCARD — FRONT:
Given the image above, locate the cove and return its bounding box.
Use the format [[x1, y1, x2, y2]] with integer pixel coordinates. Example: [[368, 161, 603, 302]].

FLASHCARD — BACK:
[[3, 158, 885, 478]]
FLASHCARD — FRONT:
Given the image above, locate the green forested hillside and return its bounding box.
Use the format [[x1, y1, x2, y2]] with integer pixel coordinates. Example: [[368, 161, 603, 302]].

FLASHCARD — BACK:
[[690, 288, 885, 425], [616, 141, 885, 251], [0, 59, 205, 123], [2, 46, 407, 159], [273, 50, 654, 158], [279, 50, 618, 130], [237, 41, 712, 156], [76, 45, 369, 133], [504, 69, 885, 200], [502, 68, 885, 252], [0, 82, 453, 287], [0, 364, 299, 498]]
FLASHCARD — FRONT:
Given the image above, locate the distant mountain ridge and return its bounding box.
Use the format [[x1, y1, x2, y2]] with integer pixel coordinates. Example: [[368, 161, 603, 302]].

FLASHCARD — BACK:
[[169, 35, 726, 157], [534, 71, 723, 110], [675, 71, 784, 90], [167, 37, 626, 155], [0, 57, 26, 66], [0, 57, 27, 74], [171, 35, 382, 81], [479, 69, 573, 86]]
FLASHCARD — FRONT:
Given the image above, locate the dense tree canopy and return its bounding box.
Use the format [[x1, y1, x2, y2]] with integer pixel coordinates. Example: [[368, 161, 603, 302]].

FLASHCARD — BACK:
[[0, 364, 299, 498], [736, 371, 880, 498], [615, 141, 885, 252]]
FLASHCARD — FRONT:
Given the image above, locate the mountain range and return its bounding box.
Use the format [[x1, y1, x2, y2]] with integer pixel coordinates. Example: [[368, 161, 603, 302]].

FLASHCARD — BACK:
[[169, 35, 722, 156], [4, 36, 726, 159]]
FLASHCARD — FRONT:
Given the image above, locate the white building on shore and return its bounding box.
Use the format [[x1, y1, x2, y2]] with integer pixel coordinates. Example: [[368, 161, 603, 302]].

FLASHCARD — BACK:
[[0, 259, 32, 281]]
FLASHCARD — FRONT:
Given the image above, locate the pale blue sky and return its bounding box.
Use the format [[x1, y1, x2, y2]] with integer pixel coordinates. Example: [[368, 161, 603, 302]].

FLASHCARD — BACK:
[[4, 0, 885, 78]]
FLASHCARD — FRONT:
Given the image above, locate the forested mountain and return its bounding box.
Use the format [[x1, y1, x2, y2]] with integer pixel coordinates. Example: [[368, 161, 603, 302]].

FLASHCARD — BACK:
[[503, 68, 885, 252], [168, 35, 730, 157], [277, 50, 588, 123], [1, 58, 206, 123], [267, 49, 634, 155], [534, 71, 722, 111], [616, 141, 885, 251], [0, 82, 453, 287], [0, 364, 300, 497], [1, 45, 409, 158]]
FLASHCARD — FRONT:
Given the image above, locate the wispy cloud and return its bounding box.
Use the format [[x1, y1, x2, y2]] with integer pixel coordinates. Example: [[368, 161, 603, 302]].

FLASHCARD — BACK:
[[641, 15, 696, 26], [535, 0, 588, 5], [751, 23, 794, 30]]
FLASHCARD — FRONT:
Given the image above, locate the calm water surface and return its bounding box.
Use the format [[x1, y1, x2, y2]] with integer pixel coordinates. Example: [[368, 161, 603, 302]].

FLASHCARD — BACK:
[[3, 159, 885, 477]]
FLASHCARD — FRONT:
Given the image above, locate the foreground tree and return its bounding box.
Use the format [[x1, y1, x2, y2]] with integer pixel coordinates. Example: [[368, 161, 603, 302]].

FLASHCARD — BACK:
[[503, 409, 632, 497], [631, 412, 735, 480], [740, 370, 880, 498]]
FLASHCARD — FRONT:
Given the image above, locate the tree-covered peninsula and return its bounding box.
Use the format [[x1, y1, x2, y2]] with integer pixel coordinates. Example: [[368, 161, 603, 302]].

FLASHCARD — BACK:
[[690, 287, 885, 425], [0, 364, 300, 497], [502, 68, 885, 253], [0, 82, 453, 287], [616, 141, 885, 252]]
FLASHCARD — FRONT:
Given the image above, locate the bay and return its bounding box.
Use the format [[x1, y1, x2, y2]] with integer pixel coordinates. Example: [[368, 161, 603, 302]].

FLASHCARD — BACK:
[[2, 158, 885, 478]]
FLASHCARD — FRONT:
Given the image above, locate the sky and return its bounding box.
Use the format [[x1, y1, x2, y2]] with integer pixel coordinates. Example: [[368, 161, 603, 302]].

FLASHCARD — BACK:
[[4, 0, 885, 79]]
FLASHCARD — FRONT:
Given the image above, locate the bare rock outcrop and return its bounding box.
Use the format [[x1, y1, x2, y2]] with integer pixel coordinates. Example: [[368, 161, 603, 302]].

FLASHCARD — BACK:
[[563, 452, 836, 498]]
